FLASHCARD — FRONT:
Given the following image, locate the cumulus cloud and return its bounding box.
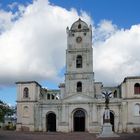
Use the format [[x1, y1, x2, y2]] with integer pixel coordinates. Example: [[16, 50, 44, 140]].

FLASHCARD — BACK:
[[0, 0, 140, 88], [0, 0, 92, 87], [94, 20, 117, 43], [8, 2, 18, 10], [0, 10, 14, 33], [94, 22, 140, 86]]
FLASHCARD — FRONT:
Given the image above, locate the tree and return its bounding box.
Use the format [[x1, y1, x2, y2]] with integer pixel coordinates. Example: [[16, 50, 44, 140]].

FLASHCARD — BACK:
[[0, 100, 15, 123]]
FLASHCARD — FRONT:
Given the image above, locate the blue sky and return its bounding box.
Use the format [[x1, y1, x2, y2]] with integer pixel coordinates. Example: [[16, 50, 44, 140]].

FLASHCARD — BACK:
[[49, 0, 140, 28], [1, 0, 140, 28], [0, 0, 140, 106]]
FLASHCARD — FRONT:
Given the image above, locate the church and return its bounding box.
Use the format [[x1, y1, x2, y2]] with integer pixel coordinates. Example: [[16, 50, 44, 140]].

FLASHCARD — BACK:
[[16, 19, 140, 133]]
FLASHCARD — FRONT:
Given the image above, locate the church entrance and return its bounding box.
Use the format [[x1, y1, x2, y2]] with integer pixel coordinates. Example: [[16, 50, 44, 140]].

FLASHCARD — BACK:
[[46, 113, 56, 132], [110, 112, 114, 131], [103, 111, 115, 131], [73, 110, 85, 131]]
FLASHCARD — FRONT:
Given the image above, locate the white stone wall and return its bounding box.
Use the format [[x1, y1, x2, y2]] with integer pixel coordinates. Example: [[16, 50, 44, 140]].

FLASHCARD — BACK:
[[16, 82, 41, 131], [65, 19, 94, 98], [16, 19, 140, 134], [121, 78, 140, 132], [122, 78, 140, 98]]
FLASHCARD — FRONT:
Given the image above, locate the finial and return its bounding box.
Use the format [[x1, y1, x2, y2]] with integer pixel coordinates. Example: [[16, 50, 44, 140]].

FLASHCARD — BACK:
[[66, 26, 69, 33]]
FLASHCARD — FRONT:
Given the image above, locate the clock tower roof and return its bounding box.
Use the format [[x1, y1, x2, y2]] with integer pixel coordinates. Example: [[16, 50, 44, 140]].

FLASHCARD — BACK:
[[70, 18, 89, 31]]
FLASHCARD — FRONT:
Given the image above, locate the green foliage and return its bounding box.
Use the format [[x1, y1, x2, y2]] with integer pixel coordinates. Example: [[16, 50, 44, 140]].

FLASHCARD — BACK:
[[0, 100, 15, 123]]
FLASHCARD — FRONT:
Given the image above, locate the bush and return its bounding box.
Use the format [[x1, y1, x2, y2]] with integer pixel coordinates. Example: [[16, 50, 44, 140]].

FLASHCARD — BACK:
[[133, 127, 140, 133], [4, 124, 16, 130]]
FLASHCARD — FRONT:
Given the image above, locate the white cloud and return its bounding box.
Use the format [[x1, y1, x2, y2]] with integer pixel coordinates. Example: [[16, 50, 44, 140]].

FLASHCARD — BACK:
[[94, 20, 117, 43], [0, 10, 14, 33], [0, 0, 92, 87], [1, 0, 140, 88], [94, 23, 140, 86], [8, 2, 18, 10]]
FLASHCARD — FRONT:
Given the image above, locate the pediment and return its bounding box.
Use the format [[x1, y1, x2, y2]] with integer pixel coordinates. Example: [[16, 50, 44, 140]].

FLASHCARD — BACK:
[[63, 93, 94, 103]]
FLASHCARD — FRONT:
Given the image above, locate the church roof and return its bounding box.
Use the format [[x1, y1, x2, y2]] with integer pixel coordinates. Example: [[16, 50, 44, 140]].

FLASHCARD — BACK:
[[70, 18, 89, 31], [16, 81, 41, 87], [123, 76, 140, 83]]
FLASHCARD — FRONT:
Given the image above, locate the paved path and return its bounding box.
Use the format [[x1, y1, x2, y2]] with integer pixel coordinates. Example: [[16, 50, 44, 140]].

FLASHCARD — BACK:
[[0, 131, 140, 140]]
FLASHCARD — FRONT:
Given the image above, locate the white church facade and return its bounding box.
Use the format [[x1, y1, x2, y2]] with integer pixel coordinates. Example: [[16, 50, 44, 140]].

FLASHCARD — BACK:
[[16, 19, 140, 133]]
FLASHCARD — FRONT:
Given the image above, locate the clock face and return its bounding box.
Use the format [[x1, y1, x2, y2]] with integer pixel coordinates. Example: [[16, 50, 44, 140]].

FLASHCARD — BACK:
[[76, 36, 82, 43]]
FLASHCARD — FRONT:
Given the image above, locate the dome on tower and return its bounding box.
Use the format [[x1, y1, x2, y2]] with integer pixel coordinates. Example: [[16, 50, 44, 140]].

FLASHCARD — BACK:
[[70, 18, 89, 31]]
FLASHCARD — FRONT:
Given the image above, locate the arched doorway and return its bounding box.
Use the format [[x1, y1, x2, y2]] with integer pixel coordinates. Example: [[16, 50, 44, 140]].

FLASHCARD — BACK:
[[46, 113, 56, 132], [110, 112, 114, 131], [73, 110, 85, 131], [103, 111, 115, 131]]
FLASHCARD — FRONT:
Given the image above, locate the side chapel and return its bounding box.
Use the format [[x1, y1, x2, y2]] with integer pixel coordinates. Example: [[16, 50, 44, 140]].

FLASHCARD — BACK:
[[16, 19, 140, 133]]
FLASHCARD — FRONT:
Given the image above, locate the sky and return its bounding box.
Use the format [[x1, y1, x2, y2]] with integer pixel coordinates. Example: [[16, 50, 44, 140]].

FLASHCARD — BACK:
[[0, 0, 140, 105]]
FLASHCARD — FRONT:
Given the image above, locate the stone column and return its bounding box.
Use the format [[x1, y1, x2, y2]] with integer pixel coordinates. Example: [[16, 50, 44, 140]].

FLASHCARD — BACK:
[[92, 104, 98, 122], [57, 105, 62, 131], [89, 103, 93, 123], [118, 105, 122, 132], [42, 116, 46, 132], [62, 104, 66, 122]]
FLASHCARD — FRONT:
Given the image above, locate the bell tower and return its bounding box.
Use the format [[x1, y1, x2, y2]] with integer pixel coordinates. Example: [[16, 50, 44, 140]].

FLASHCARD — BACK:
[[65, 18, 94, 97]]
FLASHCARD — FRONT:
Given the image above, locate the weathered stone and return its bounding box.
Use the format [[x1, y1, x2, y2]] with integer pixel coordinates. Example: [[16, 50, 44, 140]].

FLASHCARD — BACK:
[[16, 19, 140, 134]]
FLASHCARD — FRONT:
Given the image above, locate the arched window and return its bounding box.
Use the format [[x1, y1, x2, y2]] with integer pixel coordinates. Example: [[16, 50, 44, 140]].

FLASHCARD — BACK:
[[52, 94, 55, 100], [23, 87, 29, 98], [114, 90, 117, 98], [78, 24, 81, 29], [76, 55, 82, 68], [134, 83, 140, 94], [134, 104, 140, 116], [77, 82, 82, 92], [47, 94, 50, 100]]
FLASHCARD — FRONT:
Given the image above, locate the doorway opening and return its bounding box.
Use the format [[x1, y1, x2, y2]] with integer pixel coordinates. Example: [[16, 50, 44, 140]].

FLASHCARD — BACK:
[[110, 112, 114, 131], [103, 111, 114, 131], [73, 110, 85, 131], [46, 112, 56, 132]]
